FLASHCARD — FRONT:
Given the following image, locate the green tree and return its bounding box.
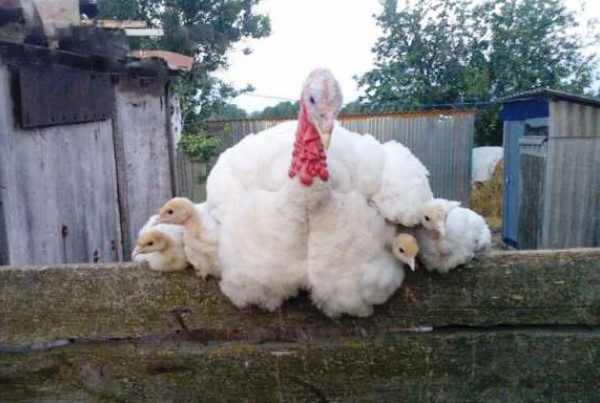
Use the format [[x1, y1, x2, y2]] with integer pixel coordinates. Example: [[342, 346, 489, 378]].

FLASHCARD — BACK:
[[251, 101, 299, 119], [97, 0, 144, 19], [358, 0, 598, 145], [341, 100, 367, 115], [98, 0, 270, 124], [210, 103, 248, 120]]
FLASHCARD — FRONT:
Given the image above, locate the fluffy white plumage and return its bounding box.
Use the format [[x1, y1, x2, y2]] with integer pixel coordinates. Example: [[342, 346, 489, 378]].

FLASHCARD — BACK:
[[416, 203, 491, 273], [206, 123, 433, 315], [186, 203, 221, 279], [205, 69, 436, 316], [308, 191, 403, 317], [370, 141, 433, 226], [132, 215, 188, 272]]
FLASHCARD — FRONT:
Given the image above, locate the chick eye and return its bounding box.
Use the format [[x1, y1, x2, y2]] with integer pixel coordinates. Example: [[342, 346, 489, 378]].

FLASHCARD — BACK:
[[399, 247, 405, 254], [424, 216, 430, 221], [147, 241, 154, 246], [167, 209, 174, 215], [309, 96, 315, 105]]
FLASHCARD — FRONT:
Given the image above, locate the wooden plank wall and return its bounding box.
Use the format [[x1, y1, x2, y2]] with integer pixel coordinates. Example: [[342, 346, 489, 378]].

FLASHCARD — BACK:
[[0, 64, 123, 265], [0, 63, 178, 265], [112, 78, 174, 258]]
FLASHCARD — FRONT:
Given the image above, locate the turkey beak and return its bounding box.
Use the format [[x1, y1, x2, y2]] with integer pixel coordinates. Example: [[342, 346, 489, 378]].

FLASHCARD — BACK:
[[408, 258, 416, 272], [435, 223, 446, 237], [316, 113, 335, 150]]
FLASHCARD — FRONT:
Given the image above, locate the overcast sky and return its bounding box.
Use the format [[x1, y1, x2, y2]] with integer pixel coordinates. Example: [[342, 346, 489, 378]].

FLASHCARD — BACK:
[[217, 0, 600, 113]]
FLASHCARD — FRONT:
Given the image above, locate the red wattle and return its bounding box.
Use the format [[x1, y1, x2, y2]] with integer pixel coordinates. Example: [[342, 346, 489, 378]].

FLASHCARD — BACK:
[[288, 101, 329, 187]]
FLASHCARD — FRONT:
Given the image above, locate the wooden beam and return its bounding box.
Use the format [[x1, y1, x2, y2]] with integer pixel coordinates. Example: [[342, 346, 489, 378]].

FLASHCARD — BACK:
[[1, 249, 599, 346], [1, 330, 598, 401], [97, 19, 148, 29], [124, 28, 164, 37]]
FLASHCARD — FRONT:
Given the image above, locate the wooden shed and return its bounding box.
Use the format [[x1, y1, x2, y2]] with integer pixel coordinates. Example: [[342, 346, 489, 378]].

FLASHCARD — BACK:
[[0, 37, 189, 266], [501, 89, 600, 249]]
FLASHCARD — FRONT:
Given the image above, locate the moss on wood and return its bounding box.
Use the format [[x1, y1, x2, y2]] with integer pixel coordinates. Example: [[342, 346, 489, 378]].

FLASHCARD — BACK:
[[1, 249, 599, 345], [1, 330, 598, 401]]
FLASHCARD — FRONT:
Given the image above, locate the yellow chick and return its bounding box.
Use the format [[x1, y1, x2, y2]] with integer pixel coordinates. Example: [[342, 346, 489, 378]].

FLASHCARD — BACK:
[[391, 233, 419, 271], [132, 224, 188, 272], [156, 198, 220, 279]]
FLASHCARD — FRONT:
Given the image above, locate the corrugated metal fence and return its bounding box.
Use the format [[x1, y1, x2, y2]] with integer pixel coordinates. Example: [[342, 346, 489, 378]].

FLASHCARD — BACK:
[[542, 101, 600, 248], [178, 110, 475, 205], [339, 111, 474, 205]]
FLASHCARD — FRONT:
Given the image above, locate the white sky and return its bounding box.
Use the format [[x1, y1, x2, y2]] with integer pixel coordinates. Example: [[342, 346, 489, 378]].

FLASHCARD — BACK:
[[217, 0, 600, 113]]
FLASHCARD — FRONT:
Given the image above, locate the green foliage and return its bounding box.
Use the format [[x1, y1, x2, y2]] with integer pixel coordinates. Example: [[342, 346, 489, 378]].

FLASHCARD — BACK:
[[340, 100, 367, 115], [211, 103, 248, 120], [98, 0, 270, 125], [97, 0, 145, 19], [178, 132, 222, 163], [358, 0, 599, 145], [251, 101, 299, 119]]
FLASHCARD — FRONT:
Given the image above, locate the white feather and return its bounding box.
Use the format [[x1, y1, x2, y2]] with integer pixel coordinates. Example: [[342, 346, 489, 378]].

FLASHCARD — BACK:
[[183, 203, 221, 279], [308, 191, 404, 318], [206, 121, 433, 316], [371, 141, 433, 226], [417, 206, 491, 273]]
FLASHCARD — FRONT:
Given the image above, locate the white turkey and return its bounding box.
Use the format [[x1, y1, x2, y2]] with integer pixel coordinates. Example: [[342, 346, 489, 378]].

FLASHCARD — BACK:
[[416, 199, 491, 273], [205, 68, 433, 316]]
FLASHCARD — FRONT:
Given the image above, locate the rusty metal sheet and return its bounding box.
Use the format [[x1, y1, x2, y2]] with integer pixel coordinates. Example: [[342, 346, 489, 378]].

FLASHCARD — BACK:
[[17, 64, 114, 128]]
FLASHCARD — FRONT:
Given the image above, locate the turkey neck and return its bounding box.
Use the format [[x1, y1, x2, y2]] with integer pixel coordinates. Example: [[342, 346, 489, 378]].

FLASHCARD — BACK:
[[285, 100, 331, 211], [288, 100, 329, 186]]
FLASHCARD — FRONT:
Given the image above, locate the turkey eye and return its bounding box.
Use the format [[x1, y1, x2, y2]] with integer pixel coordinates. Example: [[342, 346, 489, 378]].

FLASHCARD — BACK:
[[399, 247, 405, 254], [148, 241, 154, 246], [309, 96, 315, 105], [167, 209, 174, 215], [424, 216, 430, 221]]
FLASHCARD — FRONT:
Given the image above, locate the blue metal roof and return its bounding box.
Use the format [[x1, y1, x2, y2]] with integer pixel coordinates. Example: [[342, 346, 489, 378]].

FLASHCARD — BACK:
[[500, 98, 549, 121]]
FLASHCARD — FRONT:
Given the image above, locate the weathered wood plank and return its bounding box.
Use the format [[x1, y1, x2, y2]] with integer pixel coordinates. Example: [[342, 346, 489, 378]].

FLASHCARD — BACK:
[[1, 330, 598, 401], [0, 64, 123, 266], [112, 78, 174, 258], [1, 249, 599, 345]]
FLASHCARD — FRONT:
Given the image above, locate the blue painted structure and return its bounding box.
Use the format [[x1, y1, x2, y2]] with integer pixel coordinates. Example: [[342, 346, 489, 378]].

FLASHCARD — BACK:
[[501, 98, 550, 248], [501, 89, 600, 249]]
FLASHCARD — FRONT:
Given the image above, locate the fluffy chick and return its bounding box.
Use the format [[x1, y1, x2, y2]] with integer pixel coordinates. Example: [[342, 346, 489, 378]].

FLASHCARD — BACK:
[[416, 202, 491, 273], [420, 198, 461, 237], [391, 233, 419, 271], [156, 198, 220, 279], [132, 216, 188, 272]]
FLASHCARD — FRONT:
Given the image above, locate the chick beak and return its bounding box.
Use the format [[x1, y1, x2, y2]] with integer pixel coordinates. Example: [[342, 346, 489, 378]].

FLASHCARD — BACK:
[[132, 246, 140, 257], [408, 258, 416, 272], [435, 223, 446, 237]]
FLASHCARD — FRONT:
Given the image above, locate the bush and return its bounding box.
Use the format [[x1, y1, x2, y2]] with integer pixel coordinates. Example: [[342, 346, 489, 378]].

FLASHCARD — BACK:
[[179, 132, 221, 163]]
